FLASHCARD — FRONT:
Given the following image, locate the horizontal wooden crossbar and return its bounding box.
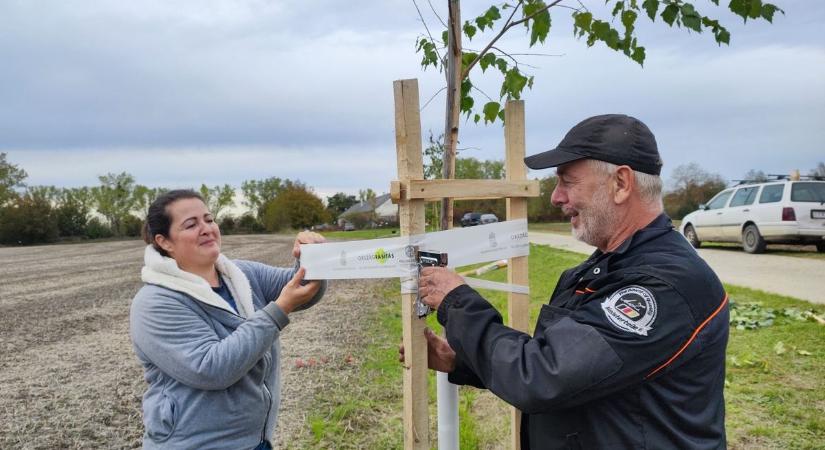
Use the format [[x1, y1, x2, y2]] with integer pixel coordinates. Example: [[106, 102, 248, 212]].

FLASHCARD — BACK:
[[390, 179, 539, 203]]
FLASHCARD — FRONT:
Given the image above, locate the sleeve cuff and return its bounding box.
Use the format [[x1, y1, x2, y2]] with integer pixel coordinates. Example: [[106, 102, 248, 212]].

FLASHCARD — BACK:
[[437, 284, 474, 326], [263, 302, 290, 330]]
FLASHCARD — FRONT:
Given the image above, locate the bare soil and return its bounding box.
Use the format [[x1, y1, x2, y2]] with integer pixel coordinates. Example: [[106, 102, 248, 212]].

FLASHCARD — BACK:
[[0, 235, 380, 449]]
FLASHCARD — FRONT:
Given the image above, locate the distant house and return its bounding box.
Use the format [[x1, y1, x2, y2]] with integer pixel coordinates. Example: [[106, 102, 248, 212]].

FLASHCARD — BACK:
[[339, 193, 398, 228]]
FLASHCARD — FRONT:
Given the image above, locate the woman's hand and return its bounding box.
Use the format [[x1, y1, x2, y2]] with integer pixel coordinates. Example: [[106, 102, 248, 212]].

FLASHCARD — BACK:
[[293, 231, 325, 259], [275, 267, 321, 314]]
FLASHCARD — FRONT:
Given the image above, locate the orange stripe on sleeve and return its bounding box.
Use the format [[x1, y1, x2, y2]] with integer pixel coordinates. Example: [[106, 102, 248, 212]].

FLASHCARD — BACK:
[[645, 293, 729, 379]]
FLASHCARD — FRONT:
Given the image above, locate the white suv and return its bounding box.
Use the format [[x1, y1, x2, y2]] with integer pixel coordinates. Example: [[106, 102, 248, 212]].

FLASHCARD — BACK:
[[679, 178, 825, 254]]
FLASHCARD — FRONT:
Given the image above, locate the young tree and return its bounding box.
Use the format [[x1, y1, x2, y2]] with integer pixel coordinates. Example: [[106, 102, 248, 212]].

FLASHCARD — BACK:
[[415, 0, 782, 228], [55, 188, 91, 237], [0, 153, 28, 206]]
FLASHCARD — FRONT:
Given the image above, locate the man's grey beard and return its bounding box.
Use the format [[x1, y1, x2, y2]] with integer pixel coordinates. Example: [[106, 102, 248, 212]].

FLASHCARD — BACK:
[[572, 183, 616, 249]]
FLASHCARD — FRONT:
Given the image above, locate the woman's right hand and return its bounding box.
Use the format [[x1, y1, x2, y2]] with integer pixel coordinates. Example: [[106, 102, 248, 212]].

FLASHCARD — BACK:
[[275, 267, 321, 315]]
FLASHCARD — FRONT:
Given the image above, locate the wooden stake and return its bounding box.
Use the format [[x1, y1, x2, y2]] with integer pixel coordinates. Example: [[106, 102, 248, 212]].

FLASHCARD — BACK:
[[505, 100, 529, 450], [393, 79, 429, 450]]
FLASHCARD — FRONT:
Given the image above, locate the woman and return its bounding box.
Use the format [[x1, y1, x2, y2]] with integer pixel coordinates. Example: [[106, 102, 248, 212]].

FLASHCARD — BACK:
[[130, 189, 326, 449]]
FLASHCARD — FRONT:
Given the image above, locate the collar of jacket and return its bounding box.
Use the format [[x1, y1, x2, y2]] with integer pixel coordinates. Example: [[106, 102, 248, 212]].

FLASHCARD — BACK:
[[140, 245, 255, 318], [577, 213, 675, 283]]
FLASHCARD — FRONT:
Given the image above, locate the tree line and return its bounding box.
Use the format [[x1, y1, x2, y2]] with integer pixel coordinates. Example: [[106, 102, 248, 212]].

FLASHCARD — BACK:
[[2, 152, 824, 246], [0, 153, 361, 246]]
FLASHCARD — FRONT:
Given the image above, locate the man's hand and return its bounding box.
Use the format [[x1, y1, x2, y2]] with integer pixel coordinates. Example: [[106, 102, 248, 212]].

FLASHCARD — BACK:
[[398, 328, 456, 373], [418, 267, 465, 310], [293, 230, 325, 258]]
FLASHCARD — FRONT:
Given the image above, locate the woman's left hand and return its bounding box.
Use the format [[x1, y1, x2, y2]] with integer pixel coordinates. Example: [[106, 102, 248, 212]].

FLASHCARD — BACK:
[[293, 230, 326, 258]]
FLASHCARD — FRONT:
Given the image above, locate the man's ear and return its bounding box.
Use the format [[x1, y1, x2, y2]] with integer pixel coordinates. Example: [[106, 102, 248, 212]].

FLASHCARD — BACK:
[[155, 234, 174, 254], [613, 165, 634, 204]]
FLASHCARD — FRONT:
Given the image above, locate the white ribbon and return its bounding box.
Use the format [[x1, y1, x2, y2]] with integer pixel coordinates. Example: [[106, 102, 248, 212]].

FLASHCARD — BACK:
[[300, 219, 530, 294]]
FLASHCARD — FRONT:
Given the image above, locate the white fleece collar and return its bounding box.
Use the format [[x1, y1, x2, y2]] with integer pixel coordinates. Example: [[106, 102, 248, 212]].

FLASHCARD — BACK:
[[141, 245, 255, 318]]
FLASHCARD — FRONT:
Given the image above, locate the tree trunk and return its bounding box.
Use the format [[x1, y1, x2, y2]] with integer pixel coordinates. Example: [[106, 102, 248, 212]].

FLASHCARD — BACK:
[[440, 0, 461, 231]]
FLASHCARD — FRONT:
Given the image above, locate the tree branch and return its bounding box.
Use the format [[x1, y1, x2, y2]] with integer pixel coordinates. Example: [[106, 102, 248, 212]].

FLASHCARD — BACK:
[[461, 0, 563, 79], [412, 0, 446, 67], [420, 86, 447, 111], [427, 0, 448, 28]]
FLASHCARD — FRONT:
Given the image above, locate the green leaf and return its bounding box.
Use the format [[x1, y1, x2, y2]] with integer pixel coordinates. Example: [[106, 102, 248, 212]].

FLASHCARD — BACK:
[[716, 28, 730, 45], [485, 5, 502, 22], [530, 9, 551, 46], [475, 16, 490, 31], [729, 0, 748, 19], [501, 68, 529, 100], [631, 45, 646, 65], [573, 11, 593, 35], [498, 110, 506, 123], [680, 4, 702, 32], [612, 1, 625, 17], [460, 94, 474, 114], [773, 341, 786, 355], [461, 51, 478, 71], [642, 0, 659, 20], [441, 30, 449, 46], [479, 52, 497, 72], [495, 57, 509, 74], [748, 0, 763, 19], [482, 102, 500, 124], [463, 22, 477, 40], [761, 3, 779, 22], [661, 3, 679, 26], [473, 114, 481, 124], [621, 9, 638, 34]]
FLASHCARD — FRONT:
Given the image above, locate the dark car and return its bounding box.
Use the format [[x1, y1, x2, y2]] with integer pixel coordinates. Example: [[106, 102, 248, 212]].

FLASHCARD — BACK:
[[460, 212, 482, 227]]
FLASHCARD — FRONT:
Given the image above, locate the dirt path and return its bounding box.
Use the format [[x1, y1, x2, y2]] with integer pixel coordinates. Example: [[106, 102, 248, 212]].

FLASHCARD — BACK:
[[0, 236, 381, 449], [529, 231, 825, 304]]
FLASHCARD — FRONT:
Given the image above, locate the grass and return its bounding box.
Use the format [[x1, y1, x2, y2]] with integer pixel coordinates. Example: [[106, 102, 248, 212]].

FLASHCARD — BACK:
[[290, 239, 825, 449], [322, 228, 401, 240]]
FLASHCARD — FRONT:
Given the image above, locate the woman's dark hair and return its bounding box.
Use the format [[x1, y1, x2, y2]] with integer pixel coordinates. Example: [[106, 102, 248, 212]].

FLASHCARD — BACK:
[[142, 189, 205, 256]]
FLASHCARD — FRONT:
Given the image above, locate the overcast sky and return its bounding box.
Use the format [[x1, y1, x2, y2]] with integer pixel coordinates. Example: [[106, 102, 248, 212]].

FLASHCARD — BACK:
[[2, 0, 823, 201]]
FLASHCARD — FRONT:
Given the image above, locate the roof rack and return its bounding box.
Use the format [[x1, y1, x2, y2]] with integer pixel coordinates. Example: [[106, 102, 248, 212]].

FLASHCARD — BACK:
[[732, 174, 825, 186]]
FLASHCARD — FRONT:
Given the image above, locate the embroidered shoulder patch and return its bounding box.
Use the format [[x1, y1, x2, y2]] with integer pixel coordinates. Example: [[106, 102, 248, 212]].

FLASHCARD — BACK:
[[600, 285, 657, 336]]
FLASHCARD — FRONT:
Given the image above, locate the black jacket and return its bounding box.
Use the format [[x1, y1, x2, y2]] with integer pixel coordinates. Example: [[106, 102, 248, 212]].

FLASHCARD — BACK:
[[439, 214, 728, 449]]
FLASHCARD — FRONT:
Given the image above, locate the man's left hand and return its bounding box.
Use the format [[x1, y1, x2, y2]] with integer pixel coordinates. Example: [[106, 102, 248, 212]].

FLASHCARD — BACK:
[[293, 231, 326, 258], [419, 267, 465, 310]]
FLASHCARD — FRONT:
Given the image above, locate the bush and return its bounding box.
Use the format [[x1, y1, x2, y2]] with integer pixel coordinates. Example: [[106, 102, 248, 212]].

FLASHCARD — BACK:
[[261, 187, 330, 232], [237, 214, 264, 234], [219, 216, 237, 235], [85, 218, 114, 240], [0, 195, 59, 245], [55, 199, 89, 237], [121, 215, 143, 237]]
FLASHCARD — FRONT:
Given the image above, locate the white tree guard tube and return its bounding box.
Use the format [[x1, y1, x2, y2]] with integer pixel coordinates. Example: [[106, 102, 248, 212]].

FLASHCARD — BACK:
[[437, 371, 459, 450]]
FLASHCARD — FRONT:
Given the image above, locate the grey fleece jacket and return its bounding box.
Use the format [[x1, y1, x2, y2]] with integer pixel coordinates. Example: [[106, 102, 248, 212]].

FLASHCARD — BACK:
[[130, 259, 326, 450]]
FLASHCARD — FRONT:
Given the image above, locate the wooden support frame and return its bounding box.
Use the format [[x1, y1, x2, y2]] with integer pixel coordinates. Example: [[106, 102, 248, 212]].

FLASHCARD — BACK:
[[392, 79, 535, 450], [393, 79, 429, 450]]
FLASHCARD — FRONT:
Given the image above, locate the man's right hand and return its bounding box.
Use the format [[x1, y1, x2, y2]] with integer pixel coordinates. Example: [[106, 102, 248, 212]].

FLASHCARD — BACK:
[[398, 328, 456, 373]]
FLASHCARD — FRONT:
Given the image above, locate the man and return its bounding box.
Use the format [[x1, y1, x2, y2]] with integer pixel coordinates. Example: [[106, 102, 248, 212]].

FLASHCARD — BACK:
[[411, 114, 729, 449]]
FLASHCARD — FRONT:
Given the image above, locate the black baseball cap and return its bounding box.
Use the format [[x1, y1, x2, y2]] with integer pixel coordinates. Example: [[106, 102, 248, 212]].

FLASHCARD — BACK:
[[524, 114, 663, 175]]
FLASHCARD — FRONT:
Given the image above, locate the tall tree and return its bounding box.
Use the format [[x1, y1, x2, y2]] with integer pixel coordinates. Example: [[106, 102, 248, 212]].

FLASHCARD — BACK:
[[199, 183, 236, 220], [664, 162, 727, 219], [414, 0, 782, 228], [0, 152, 28, 207], [326, 192, 358, 217], [93, 172, 137, 235], [810, 162, 825, 178], [242, 177, 303, 218]]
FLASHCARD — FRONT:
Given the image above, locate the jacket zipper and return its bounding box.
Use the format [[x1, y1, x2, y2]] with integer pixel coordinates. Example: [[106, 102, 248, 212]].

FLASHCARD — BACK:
[[260, 359, 272, 445]]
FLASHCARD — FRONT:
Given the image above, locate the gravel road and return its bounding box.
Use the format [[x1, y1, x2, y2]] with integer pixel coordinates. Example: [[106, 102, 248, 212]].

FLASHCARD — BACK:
[[529, 231, 825, 304], [0, 235, 380, 449]]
